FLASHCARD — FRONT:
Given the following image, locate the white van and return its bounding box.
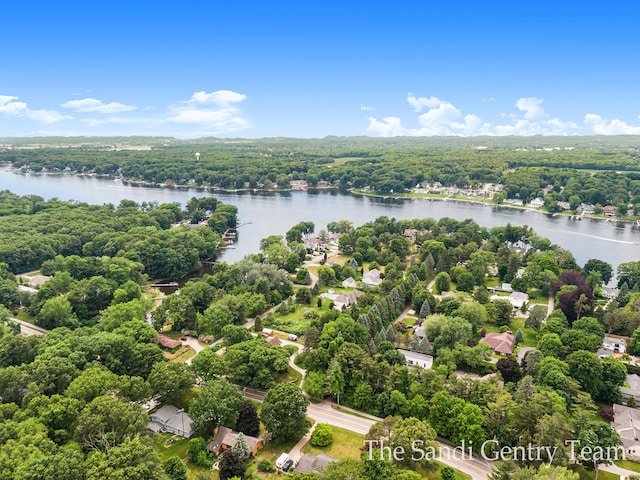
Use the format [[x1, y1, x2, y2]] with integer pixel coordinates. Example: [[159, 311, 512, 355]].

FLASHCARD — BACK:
[[275, 453, 289, 469]]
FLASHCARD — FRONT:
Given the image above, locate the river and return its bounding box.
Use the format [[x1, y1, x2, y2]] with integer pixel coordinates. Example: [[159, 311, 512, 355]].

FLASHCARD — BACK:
[[2, 166, 639, 270]]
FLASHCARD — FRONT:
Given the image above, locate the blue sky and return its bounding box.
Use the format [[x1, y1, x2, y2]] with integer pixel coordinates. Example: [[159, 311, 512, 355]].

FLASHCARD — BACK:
[[1, 0, 639, 138]]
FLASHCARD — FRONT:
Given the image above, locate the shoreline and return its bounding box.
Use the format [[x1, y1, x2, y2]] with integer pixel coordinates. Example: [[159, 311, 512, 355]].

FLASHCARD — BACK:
[[350, 189, 640, 227], [5, 164, 640, 227]]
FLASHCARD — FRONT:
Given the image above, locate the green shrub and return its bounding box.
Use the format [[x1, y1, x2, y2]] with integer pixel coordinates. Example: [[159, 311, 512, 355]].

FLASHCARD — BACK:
[[310, 423, 333, 447]]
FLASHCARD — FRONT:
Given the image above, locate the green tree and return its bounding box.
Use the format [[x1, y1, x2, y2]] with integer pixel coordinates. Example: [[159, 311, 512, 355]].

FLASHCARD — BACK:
[[75, 395, 150, 451], [164, 457, 188, 480], [85, 437, 164, 480], [148, 361, 195, 404], [434, 272, 451, 294], [390, 417, 439, 468], [574, 421, 623, 479], [260, 383, 310, 441], [328, 365, 345, 404], [36, 296, 78, 329], [190, 348, 229, 382], [188, 379, 244, 434]]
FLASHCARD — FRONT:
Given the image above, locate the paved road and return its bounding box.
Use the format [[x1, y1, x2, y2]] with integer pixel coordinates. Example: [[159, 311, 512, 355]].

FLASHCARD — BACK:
[[9, 317, 47, 336], [242, 388, 493, 479]]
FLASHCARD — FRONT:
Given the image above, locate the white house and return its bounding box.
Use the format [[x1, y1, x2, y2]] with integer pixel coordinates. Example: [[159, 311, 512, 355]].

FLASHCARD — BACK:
[[363, 269, 382, 287], [398, 349, 433, 369], [342, 277, 357, 288]]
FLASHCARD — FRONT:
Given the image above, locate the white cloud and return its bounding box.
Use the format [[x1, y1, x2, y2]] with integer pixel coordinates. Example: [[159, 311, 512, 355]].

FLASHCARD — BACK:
[[360, 104, 376, 111], [584, 114, 640, 135], [166, 90, 249, 134], [61, 97, 136, 114], [0, 95, 71, 123], [189, 90, 246, 105], [407, 94, 444, 112], [366, 95, 590, 137], [482, 97, 498, 103], [515, 97, 545, 120], [366, 116, 408, 136]]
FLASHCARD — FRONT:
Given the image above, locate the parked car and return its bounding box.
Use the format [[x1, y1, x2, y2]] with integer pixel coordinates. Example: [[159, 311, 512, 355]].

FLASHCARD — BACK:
[[282, 459, 294, 472]]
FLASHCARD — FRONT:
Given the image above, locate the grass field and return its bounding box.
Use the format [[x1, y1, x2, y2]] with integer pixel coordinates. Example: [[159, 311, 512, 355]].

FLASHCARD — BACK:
[[303, 425, 364, 459]]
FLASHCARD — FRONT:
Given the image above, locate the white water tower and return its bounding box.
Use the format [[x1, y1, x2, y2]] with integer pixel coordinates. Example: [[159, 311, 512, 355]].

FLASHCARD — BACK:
[[195, 152, 200, 161]]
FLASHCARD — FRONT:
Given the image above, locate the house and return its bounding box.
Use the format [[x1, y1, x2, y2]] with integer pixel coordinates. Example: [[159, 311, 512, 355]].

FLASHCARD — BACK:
[[599, 336, 627, 356], [342, 277, 357, 288], [398, 349, 433, 369], [507, 291, 529, 309], [333, 290, 363, 310], [577, 203, 595, 214], [157, 334, 181, 349], [294, 453, 339, 474], [603, 205, 617, 216], [148, 405, 194, 438], [414, 325, 426, 339], [612, 404, 640, 459], [261, 328, 273, 337], [207, 426, 263, 456], [362, 269, 382, 287], [291, 180, 308, 191], [621, 374, 640, 403], [557, 201, 571, 210], [602, 286, 620, 299], [528, 197, 545, 208], [266, 336, 282, 346], [480, 331, 516, 356]]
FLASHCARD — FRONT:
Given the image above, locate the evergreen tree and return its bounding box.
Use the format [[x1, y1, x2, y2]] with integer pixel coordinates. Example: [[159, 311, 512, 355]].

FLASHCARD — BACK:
[[231, 432, 251, 460], [419, 299, 431, 318]]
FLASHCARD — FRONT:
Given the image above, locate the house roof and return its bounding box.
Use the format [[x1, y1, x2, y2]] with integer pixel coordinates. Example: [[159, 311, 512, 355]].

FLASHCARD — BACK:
[[398, 349, 433, 368], [613, 404, 640, 450], [266, 336, 282, 346], [150, 405, 193, 435], [157, 334, 181, 349], [207, 426, 233, 454], [480, 332, 516, 355], [604, 336, 627, 346], [621, 374, 640, 398], [207, 427, 262, 454], [294, 453, 339, 474]]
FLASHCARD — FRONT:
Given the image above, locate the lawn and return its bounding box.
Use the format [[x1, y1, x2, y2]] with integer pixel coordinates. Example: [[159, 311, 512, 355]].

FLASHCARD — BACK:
[[278, 365, 303, 386], [415, 461, 472, 480], [615, 459, 640, 473], [571, 464, 620, 480], [256, 432, 308, 463], [302, 425, 364, 459], [151, 433, 216, 480]]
